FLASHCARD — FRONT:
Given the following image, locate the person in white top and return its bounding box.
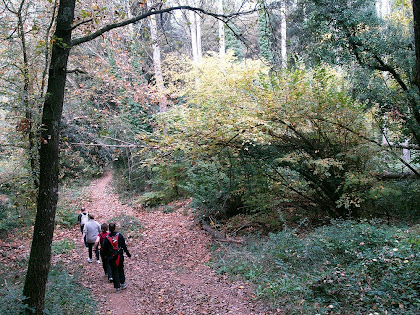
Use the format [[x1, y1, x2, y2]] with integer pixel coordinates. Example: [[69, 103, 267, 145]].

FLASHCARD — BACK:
[[82, 214, 101, 263]]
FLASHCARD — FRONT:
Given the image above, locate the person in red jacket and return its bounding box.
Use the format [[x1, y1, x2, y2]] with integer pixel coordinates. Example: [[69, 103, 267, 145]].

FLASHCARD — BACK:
[[102, 222, 131, 292], [95, 223, 112, 281]]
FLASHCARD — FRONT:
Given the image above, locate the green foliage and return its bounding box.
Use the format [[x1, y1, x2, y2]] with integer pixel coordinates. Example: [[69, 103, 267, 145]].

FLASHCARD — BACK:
[[155, 55, 380, 219], [182, 160, 230, 216], [56, 182, 90, 228], [0, 199, 23, 238], [59, 120, 111, 181], [56, 204, 78, 228], [211, 221, 420, 314], [136, 191, 167, 208], [107, 214, 142, 239], [370, 179, 420, 222], [0, 286, 33, 314], [0, 145, 37, 227], [112, 161, 150, 203], [258, 11, 274, 63], [293, 0, 420, 145], [225, 25, 244, 59], [51, 239, 75, 255], [44, 264, 97, 314], [0, 259, 96, 315]]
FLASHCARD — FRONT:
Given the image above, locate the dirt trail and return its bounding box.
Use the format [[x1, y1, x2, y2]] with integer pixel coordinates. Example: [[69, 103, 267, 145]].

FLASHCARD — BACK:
[[76, 173, 275, 314]]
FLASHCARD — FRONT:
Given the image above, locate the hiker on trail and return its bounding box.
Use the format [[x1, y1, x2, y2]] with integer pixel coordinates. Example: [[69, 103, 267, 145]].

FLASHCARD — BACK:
[[82, 214, 101, 263], [102, 222, 131, 292], [78, 206, 89, 247], [77, 206, 89, 233], [94, 223, 112, 281]]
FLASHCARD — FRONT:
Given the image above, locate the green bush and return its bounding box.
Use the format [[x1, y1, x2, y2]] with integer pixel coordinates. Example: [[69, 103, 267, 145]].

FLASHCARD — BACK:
[[370, 179, 420, 222], [210, 221, 420, 314], [136, 191, 168, 208], [182, 160, 230, 216]]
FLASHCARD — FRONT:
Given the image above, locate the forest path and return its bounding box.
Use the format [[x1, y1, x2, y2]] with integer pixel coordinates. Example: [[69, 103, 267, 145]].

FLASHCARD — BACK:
[[74, 173, 274, 314]]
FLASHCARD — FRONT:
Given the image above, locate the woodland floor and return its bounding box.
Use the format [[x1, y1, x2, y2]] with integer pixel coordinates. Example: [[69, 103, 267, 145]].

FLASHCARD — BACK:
[[55, 173, 280, 314]]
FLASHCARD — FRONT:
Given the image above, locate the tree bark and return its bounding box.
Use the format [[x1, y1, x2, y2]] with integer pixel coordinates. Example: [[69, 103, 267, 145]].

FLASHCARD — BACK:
[[280, 0, 287, 68], [218, 0, 225, 57], [411, 0, 420, 134], [22, 0, 75, 313], [188, 0, 202, 62], [414, 0, 420, 92], [189, 8, 199, 62], [196, 11, 202, 62], [148, 0, 167, 113]]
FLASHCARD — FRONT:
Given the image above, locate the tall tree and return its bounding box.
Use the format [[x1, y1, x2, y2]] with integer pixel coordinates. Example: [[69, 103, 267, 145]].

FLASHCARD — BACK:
[[20, 1, 258, 312], [23, 0, 75, 312], [294, 0, 420, 148], [148, 0, 168, 113], [218, 0, 225, 56], [188, 0, 202, 62], [280, 0, 286, 68], [413, 0, 420, 95]]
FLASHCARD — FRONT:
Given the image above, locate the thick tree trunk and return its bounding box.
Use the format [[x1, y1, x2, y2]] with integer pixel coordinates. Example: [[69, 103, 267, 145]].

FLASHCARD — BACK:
[[412, 0, 420, 130], [414, 0, 420, 92], [22, 0, 75, 313]]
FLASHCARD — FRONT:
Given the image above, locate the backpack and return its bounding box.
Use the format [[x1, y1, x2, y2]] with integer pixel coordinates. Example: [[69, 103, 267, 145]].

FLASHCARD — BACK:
[[106, 233, 122, 266], [98, 232, 109, 250], [80, 213, 89, 226], [107, 233, 120, 255]]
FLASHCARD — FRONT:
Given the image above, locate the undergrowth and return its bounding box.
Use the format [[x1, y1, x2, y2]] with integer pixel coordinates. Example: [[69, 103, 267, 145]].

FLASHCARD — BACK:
[[108, 214, 142, 239], [0, 260, 96, 314], [56, 180, 90, 228], [210, 220, 419, 314]]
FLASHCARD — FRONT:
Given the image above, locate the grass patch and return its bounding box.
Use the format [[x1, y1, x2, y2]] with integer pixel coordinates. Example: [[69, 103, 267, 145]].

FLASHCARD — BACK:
[[108, 214, 142, 239], [51, 239, 76, 255], [210, 220, 420, 314]]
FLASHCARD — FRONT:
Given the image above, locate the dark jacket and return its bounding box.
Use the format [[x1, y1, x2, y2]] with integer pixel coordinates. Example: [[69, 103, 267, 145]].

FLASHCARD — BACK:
[[102, 231, 131, 260]]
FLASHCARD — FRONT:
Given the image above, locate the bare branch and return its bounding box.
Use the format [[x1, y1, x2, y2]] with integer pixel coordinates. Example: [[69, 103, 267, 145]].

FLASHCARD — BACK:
[[66, 68, 87, 74], [71, 6, 258, 47], [71, 18, 94, 31]]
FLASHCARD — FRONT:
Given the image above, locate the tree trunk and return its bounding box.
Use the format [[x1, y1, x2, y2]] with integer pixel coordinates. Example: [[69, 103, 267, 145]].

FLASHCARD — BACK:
[[218, 0, 225, 57], [412, 0, 420, 132], [22, 0, 75, 313], [376, 0, 391, 18], [148, 0, 167, 113], [280, 0, 287, 68], [16, 0, 38, 188], [196, 11, 202, 62], [189, 8, 199, 62], [188, 0, 202, 62], [414, 0, 420, 92]]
